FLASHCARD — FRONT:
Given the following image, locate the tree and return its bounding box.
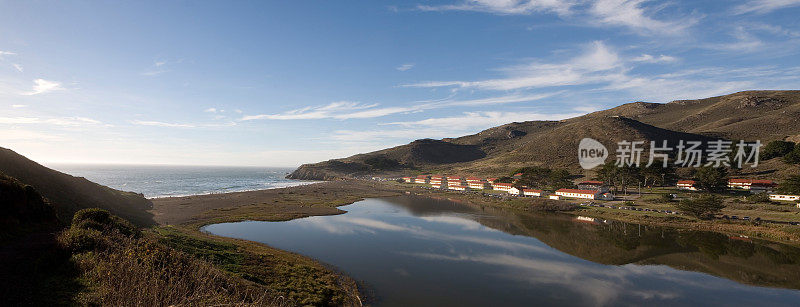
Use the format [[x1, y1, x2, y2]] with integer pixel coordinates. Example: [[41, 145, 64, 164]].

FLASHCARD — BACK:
[[596, 161, 620, 191], [694, 166, 728, 192], [641, 164, 676, 187], [762, 140, 795, 160], [547, 168, 573, 190], [515, 167, 552, 188], [778, 175, 800, 194], [495, 176, 514, 183], [675, 194, 725, 219], [784, 146, 800, 164]]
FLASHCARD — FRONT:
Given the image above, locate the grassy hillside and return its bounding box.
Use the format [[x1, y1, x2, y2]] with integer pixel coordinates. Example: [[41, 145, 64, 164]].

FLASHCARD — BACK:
[[288, 90, 800, 180], [0, 147, 154, 226]]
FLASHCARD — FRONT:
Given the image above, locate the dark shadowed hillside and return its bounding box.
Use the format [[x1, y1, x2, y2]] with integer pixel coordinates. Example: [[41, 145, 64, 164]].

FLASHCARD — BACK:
[[0, 147, 154, 226], [288, 90, 800, 180]]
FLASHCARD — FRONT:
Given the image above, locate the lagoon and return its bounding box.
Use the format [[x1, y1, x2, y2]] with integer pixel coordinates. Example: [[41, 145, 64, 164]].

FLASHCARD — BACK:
[[204, 195, 800, 306]]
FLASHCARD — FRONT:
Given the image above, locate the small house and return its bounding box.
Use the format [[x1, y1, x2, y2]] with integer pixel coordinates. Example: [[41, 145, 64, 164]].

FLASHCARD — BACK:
[[769, 194, 800, 202], [523, 189, 542, 197], [493, 182, 513, 191], [728, 179, 776, 191], [676, 180, 698, 191], [555, 188, 611, 200]]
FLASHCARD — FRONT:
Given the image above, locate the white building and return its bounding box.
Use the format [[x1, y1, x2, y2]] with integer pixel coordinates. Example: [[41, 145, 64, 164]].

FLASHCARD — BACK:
[[402, 177, 412, 183], [468, 181, 491, 190], [493, 183, 513, 191], [728, 179, 776, 192], [549, 195, 560, 200], [523, 189, 542, 197], [508, 187, 521, 196], [677, 180, 698, 191], [448, 185, 466, 191], [555, 189, 613, 200], [769, 194, 800, 202]]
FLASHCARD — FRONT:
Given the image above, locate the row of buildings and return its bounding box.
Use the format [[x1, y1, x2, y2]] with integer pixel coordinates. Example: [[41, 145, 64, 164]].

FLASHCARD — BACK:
[[402, 175, 799, 204], [676, 179, 777, 193], [675, 178, 799, 203], [401, 175, 614, 201]]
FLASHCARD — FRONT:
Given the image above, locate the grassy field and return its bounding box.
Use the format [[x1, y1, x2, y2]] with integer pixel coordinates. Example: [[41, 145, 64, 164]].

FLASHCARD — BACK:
[[153, 226, 361, 306]]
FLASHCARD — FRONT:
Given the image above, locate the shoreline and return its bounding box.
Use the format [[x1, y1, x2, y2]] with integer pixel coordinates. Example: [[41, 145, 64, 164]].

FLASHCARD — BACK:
[[145, 180, 322, 200]]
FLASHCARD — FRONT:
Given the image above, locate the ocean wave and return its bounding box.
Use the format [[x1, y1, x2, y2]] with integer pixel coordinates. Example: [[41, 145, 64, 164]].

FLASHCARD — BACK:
[[147, 180, 321, 199]]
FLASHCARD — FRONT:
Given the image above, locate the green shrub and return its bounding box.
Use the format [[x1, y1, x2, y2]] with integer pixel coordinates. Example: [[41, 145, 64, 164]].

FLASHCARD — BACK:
[[676, 194, 725, 219], [745, 192, 771, 204], [762, 140, 795, 160], [58, 227, 106, 253], [71, 208, 139, 238]]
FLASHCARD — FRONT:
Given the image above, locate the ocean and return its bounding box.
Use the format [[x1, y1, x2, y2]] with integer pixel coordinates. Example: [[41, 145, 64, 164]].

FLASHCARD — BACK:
[[47, 164, 315, 198]]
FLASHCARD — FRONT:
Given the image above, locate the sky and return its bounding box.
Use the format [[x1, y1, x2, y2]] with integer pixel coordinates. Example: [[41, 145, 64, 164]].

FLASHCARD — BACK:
[[1, 0, 800, 167]]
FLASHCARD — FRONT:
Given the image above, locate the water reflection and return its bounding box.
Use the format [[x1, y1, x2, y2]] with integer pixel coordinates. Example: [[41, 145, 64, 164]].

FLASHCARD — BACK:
[[204, 195, 800, 306]]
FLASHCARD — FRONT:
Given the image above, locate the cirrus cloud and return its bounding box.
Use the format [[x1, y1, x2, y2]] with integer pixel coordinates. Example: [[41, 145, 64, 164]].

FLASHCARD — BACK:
[[21, 79, 64, 96]]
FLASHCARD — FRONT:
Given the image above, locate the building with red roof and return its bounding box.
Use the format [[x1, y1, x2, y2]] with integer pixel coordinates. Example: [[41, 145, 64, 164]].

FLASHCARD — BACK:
[[555, 188, 613, 200], [728, 179, 776, 193], [677, 180, 698, 191]]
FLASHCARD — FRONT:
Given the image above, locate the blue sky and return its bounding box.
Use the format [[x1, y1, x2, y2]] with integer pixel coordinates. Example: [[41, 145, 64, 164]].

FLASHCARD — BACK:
[[1, 0, 799, 166]]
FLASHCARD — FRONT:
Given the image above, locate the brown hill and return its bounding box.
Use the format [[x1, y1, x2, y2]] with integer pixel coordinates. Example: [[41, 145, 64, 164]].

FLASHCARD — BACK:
[[288, 90, 800, 180], [0, 147, 154, 226], [583, 90, 800, 141]]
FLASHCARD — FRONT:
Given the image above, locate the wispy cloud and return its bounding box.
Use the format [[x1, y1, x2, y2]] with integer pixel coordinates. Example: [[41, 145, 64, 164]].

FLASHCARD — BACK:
[[396, 63, 415, 71], [11, 104, 27, 108], [141, 60, 170, 76], [384, 111, 583, 130], [12, 63, 23, 72], [0, 116, 102, 126], [130, 120, 195, 128], [241, 93, 558, 121], [588, 0, 698, 35], [404, 41, 621, 91], [21, 79, 64, 95], [417, 0, 696, 35], [241, 101, 391, 120], [0, 50, 15, 57], [204, 108, 218, 113], [632, 54, 677, 63], [403, 40, 800, 102], [704, 26, 765, 53], [733, 0, 800, 14], [417, 0, 575, 16]]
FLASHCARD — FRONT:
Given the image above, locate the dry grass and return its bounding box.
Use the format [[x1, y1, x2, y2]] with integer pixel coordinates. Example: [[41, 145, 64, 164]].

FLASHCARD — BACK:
[[58, 208, 289, 306]]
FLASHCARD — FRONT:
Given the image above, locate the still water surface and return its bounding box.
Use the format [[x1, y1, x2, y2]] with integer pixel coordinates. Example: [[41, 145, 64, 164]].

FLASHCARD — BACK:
[[204, 195, 800, 306]]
